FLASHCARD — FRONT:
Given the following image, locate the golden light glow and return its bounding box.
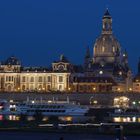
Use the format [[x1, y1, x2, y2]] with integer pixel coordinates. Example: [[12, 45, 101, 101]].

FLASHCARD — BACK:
[[93, 100, 98, 104], [114, 96, 129, 108], [117, 88, 121, 91], [93, 87, 96, 91], [59, 116, 72, 122], [129, 88, 132, 91], [48, 100, 52, 103]]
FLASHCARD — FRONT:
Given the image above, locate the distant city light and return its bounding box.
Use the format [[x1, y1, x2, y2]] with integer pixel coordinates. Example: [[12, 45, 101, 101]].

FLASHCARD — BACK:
[[99, 70, 103, 75]]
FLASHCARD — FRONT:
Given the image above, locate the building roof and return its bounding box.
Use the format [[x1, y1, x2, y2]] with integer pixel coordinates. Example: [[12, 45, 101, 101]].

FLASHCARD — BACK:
[[2, 56, 21, 65]]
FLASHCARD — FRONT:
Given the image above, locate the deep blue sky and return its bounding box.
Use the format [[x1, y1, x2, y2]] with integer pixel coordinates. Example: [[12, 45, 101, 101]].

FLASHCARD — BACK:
[[0, 0, 139, 73]]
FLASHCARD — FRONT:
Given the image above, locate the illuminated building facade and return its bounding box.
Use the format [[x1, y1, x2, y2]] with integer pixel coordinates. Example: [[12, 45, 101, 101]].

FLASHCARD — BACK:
[[0, 55, 71, 92]]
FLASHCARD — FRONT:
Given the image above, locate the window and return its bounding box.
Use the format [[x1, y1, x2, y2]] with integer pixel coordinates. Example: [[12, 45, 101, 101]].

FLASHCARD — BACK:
[[113, 46, 115, 52], [48, 76, 51, 82], [38, 76, 42, 82], [6, 76, 8, 82], [30, 77, 34, 82], [59, 76, 63, 82], [7, 76, 13, 82], [22, 77, 26, 82]]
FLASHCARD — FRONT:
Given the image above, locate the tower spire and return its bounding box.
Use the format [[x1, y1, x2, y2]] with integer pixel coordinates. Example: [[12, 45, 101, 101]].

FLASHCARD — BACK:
[[102, 8, 112, 34]]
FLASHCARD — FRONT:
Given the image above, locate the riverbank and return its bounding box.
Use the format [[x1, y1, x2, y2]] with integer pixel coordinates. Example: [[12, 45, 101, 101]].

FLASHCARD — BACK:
[[0, 120, 140, 136]]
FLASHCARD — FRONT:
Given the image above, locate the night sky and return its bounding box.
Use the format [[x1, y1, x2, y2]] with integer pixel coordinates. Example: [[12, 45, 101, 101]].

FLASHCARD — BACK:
[[0, 0, 139, 74]]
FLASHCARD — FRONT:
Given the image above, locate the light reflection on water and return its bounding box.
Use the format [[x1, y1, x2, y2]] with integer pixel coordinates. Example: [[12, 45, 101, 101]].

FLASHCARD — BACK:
[[113, 116, 140, 123], [0, 115, 75, 122]]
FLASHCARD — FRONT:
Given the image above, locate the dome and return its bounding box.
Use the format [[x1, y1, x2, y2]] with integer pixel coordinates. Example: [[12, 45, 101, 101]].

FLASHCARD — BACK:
[[94, 34, 121, 57], [93, 9, 121, 64], [4, 56, 21, 65]]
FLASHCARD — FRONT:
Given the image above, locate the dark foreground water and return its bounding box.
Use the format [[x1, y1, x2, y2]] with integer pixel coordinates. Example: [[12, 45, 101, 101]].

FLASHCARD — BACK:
[[0, 132, 140, 140]]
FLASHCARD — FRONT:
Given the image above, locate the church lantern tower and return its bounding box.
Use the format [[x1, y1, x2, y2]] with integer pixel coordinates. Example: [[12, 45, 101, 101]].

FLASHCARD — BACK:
[[93, 9, 121, 64]]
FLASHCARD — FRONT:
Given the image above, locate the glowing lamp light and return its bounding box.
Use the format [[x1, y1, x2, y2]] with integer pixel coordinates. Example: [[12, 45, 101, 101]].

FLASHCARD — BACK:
[[99, 70, 103, 75], [119, 71, 122, 75], [117, 88, 121, 91], [10, 100, 13, 103], [129, 88, 132, 91], [123, 54, 126, 57], [132, 101, 136, 105], [93, 87, 96, 91], [93, 100, 98, 104], [48, 100, 52, 103], [31, 100, 35, 104]]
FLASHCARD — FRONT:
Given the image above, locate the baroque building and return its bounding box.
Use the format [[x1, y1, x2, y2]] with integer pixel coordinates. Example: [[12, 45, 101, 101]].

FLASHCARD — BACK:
[[0, 55, 71, 92], [74, 9, 132, 93]]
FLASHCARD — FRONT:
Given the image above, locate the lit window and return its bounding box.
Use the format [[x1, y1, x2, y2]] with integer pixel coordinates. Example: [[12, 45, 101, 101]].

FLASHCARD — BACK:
[[22, 76, 26, 82], [112, 46, 115, 52], [117, 88, 121, 91], [123, 54, 126, 57], [102, 46, 105, 52], [119, 71, 122, 75], [59, 76, 63, 82], [93, 87, 96, 91]]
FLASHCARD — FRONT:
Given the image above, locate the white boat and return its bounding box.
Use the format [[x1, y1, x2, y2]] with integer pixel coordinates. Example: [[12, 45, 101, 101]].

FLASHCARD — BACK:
[[16, 99, 89, 116]]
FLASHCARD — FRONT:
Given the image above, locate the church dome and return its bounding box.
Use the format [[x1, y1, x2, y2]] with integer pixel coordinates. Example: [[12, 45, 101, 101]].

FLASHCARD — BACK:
[[93, 9, 121, 64], [4, 56, 21, 65], [94, 34, 121, 57]]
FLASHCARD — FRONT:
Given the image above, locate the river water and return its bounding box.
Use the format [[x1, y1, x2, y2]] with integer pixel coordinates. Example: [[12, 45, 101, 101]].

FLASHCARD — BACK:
[[0, 132, 140, 140]]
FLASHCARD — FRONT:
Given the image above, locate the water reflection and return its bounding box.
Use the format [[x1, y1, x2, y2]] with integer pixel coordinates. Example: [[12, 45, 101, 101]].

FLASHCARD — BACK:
[[0, 115, 87, 123], [113, 116, 140, 123]]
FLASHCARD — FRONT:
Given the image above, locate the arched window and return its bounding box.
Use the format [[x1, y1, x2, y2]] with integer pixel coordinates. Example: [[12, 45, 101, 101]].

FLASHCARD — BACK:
[[22, 85, 26, 91]]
